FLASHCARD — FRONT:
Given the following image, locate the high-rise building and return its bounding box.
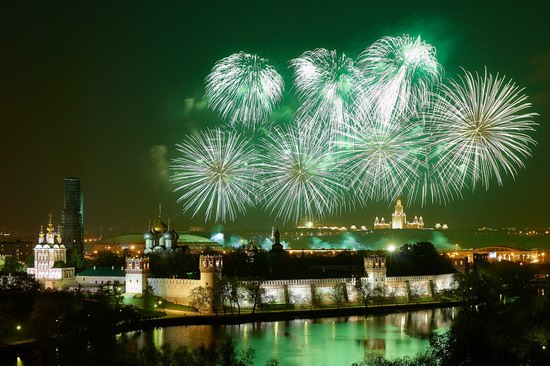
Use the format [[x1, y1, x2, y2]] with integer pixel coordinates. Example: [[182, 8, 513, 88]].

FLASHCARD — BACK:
[[373, 197, 424, 229], [62, 177, 83, 254]]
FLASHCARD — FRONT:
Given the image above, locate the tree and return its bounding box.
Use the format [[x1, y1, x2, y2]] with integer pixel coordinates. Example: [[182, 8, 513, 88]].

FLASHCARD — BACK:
[[387, 284, 399, 305], [1, 255, 24, 273], [243, 278, 264, 314], [142, 284, 156, 312], [355, 277, 372, 307], [372, 284, 387, 305], [190, 286, 218, 315], [94, 284, 124, 310], [228, 277, 245, 315], [454, 267, 496, 305], [68, 249, 86, 271], [331, 283, 347, 309]]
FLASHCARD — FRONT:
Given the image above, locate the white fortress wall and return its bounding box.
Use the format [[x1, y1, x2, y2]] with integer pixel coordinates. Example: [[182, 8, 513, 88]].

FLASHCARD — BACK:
[[144, 273, 456, 307], [147, 277, 200, 304]]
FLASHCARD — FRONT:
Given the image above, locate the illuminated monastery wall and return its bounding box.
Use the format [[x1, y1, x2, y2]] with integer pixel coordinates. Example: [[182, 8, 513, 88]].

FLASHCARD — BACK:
[[143, 273, 455, 308], [147, 277, 201, 304]]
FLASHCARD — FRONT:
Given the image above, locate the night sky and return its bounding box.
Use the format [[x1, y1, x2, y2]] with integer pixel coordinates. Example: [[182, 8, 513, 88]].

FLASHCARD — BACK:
[[2, 1, 549, 235]]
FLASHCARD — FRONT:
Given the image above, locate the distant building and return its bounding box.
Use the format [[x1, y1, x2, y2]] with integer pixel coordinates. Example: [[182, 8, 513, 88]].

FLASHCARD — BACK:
[[446, 246, 543, 265], [27, 214, 76, 289], [373, 217, 391, 229], [76, 265, 125, 288], [0, 240, 33, 261], [62, 177, 84, 254], [374, 198, 424, 229], [270, 229, 284, 253]]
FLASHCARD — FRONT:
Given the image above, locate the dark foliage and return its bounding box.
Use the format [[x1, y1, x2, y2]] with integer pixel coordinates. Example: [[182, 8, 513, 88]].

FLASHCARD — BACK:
[[148, 251, 199, 278], [387, 242, 456, 276]]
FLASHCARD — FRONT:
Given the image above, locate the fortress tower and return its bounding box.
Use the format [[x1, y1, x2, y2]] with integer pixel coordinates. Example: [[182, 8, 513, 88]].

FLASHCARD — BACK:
[[199, 254, 223, 288], [364, 255, 387, 287], [125, 257, 150, 294]]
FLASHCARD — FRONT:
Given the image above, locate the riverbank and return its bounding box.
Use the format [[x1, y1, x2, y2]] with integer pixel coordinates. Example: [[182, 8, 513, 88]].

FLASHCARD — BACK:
[[117, 300, 465, 333]]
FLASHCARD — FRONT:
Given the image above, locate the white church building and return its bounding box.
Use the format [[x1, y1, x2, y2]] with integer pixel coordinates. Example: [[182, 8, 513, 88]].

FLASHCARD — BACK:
[[27, 214, 76, 289]]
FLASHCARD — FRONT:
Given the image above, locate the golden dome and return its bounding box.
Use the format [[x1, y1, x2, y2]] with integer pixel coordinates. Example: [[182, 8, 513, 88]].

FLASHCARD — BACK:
[[152, 216, 168, 233]]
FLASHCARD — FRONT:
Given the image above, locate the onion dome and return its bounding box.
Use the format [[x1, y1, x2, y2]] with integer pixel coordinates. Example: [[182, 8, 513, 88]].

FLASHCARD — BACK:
[[144, 231, 155, 240], [152, 216, 168, 234], [163, 230, 174, 240]]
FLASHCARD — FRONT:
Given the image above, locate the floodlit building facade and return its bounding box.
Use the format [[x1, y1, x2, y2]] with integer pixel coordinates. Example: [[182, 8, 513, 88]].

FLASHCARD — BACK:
[[374, 198, 424, 230], [27, 214, 76, 289]]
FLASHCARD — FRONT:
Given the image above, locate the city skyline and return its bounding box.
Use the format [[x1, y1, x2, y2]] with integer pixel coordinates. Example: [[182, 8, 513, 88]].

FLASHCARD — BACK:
[[1, 1, 549, 234]]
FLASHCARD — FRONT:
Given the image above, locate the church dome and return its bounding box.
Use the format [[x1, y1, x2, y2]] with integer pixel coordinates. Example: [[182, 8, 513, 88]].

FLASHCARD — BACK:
[[152, 217, 168, 233], [172, 230, 179, 241], [163, 231, 174, 240], [35, 244, 43, 249], [144, 231, 155, 240]]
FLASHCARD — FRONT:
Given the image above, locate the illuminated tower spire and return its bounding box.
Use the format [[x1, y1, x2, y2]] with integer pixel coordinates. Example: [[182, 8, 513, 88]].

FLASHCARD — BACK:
[[391, 197, 406, 229], [39, 225, 45, 244]]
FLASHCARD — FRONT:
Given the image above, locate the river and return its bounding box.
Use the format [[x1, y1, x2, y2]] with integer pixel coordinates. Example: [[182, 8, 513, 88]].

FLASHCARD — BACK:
[[124, 307, 456, 365]]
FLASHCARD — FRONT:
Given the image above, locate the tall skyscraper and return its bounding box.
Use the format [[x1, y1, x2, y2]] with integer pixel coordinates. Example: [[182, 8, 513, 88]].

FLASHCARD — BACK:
[[62, 177, 84, 254]]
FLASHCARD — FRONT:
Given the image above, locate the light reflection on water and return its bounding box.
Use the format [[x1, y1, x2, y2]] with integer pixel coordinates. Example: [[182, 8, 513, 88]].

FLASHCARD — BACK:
[[124, 307, 455, 366]]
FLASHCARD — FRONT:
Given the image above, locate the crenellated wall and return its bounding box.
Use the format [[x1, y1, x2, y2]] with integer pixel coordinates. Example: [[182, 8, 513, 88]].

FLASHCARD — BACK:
[[143, 273, 456, 308], [126, 255, 456, 309]]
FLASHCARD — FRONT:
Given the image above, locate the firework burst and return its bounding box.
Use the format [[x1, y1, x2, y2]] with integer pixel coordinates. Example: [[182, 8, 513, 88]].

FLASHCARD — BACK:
[[205, 52, 284, 129], [339, 108, 428, 203], [427, 69, 537, 191], [258, 125, 346, 224], [358, 35, 441, 122], [290, 49, 365, 135], [171, 128, 259, 222]]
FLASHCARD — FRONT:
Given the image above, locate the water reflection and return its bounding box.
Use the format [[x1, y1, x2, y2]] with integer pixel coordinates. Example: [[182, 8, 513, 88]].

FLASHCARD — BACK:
[[124, 308, 455, 366]]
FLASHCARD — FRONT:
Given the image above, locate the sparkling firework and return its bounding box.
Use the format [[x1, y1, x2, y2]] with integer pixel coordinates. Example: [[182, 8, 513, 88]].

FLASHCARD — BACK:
[[258, 126, 346, 224], [171, 128, 258, 222], [358, 35, 441, 122], [205, 52, 284, 129], [339, 108, 427, 203], [175, 41, 538, 223], [290, 49, 365, 135], [427, 69, 537, 192]]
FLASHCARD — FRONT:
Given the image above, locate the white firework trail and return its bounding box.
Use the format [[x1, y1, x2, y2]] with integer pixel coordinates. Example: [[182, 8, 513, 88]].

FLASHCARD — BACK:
[[427, 68, 537, 192], [358, 35, 442, 123], [338, 107, 428, 203], [205, 52, 284, 129], [258, 125, 347, 224], [171, 128, 259, 222], [290, 48, 366, 135]]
